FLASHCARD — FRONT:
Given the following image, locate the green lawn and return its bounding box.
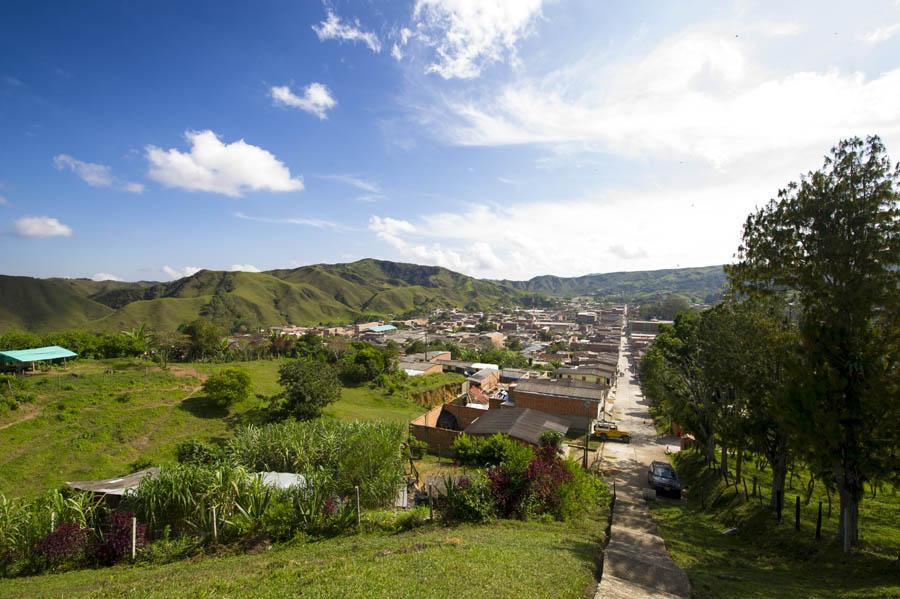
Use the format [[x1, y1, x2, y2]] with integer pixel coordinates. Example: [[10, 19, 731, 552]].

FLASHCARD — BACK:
[[0, 509, 607, 598], [649, 451, 900, 598], [0, 359, 440, 498]]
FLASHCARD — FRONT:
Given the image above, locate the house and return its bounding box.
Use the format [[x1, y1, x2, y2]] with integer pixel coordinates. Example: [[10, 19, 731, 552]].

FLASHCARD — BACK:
[[478, 331, 506, 347], [554, 365, 615, 388], [628, 320, 673, 335], [398, 360, 443, 376], [508, 378, 607, 432], [464, 408, 569, 446]]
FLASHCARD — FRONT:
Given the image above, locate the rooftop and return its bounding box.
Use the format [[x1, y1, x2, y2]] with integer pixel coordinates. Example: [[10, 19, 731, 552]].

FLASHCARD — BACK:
[[0, 345, 78, 364], [465, 408, 569, 446]]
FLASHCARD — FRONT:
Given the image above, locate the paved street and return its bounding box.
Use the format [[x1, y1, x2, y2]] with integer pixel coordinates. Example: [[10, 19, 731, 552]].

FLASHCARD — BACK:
[[594, 336, 691, 598]]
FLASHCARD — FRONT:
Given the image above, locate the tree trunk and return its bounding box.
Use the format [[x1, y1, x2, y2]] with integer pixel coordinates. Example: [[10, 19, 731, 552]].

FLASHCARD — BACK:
[[836, 465, 861, 552], [735, 447, 744, 486], [705, 434, 716, 466], [770, 451, 787, 509], [720, 444, 729, 481]]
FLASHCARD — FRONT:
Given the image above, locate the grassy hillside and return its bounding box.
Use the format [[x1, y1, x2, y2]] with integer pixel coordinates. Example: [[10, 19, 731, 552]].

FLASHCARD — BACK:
[[501, 264, 727, 303], [0, 509, 606, 599], [0, 359, 430, 498], [0, 259, 526, 333], [0, 276, 114, 331]]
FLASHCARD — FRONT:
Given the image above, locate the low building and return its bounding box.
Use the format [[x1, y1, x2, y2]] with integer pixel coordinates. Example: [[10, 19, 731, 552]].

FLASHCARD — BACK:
[[554, 365, 615, 388], [508, 379, 607, 432], [464, 408, 569, 446], [0, 345, 78, 373], [398, 360, 444, 376]]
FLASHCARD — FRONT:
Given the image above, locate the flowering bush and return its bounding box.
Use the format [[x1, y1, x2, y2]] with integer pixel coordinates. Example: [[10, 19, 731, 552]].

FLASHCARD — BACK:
[[35, 522, 91, 568], [94, 511, 147, 565]]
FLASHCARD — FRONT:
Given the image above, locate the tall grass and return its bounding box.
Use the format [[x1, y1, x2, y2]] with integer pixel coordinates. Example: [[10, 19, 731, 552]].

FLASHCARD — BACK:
[[225, 420, 405, 507]]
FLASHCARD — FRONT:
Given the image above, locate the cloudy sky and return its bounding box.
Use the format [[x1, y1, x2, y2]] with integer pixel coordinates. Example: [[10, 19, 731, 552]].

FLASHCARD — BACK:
[[2, 0, 900, 282]]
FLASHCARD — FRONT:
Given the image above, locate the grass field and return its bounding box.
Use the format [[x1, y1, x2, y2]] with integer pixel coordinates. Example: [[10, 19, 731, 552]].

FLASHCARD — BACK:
[[0, 504, 607, 598], [0, 359, 442, 498], [650, 451, 900, 599]]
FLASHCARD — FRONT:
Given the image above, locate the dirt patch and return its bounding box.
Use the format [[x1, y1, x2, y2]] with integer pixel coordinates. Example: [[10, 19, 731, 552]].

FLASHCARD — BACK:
[[168, 366, 208, 382], [0, 404, 42, 430]]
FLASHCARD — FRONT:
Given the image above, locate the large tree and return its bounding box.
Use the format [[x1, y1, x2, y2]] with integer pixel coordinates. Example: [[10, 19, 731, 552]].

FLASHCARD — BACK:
[[274, 358, 342, 421], [728, 136, 900, 551]]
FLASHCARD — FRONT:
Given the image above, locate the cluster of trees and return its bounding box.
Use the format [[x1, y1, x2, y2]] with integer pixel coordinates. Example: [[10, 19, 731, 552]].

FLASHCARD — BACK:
[[641, 137, 899, 552], [404, 339, 530, 369], [635, 294, 692, 320], [0, 328, 149, 360]]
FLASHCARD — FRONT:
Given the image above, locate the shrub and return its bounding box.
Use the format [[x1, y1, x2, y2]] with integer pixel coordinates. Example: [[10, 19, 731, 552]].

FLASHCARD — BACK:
[[34, 522, 91, 569], [452, 433, 533, 468], [438, 475, 495, 523], [176, 439, 225, 466], [201, 368, 251, 409], [94, 511, 147, 565]]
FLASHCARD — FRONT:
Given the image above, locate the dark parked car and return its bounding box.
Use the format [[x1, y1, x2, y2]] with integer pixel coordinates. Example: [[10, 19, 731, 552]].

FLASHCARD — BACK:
[[647, 460, 682, 498]]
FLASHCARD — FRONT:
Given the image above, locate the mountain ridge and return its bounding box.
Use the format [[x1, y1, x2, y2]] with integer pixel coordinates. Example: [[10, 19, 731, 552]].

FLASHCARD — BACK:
[[0, 260, 727, 333]]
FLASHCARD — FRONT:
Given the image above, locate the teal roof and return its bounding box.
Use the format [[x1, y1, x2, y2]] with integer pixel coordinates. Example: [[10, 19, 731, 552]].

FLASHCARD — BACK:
[[369, 324, 397, 333], [0, 345, 78, 363]]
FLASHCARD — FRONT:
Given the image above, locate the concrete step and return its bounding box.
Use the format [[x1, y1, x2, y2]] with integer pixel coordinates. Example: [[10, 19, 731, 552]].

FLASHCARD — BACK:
[[595, 574, 688, 599], [603, 547, 693, 597]]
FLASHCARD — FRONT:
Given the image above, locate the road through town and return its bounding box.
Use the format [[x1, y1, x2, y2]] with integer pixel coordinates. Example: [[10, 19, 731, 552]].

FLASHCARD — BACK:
[[594, 337, 692, 598]]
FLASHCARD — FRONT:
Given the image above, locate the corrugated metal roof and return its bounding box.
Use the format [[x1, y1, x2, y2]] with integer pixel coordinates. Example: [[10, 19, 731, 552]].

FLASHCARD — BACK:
[[0, 345, 77, 363], [512, 378, 606, 401], [465, 408, 569, 445]]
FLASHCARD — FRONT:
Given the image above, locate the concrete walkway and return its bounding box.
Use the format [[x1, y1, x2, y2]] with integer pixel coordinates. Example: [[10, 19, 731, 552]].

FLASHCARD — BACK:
[[595, 336, 691, 599]]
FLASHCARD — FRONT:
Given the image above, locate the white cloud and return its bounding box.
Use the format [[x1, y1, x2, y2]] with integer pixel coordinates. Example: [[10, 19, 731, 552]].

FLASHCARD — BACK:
[[146, 130, 304, 197], [13, 216, 73, 238], [162, 265, 202, 280], [859, 22, 900, 43], [391, 27, 413, 61], [234, 212, 347, 231], [313, 10, 382, 53], [412, 0, 544, 79], [92, 272, 122, 281], [608, 244, 649, 260], [431, 27, 900, 168], [317, 174, 379, 193], [270, 83, 336, 119], [229, 264, 261, 272], [0, 195, 8, 206], [53, 154, 143, 193], [367, 156, 801, 279], [54, 154, 113, 187]]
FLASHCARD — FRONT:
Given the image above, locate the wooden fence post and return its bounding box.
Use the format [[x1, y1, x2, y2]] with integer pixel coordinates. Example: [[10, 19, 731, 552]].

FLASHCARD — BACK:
[[355, 486, 361, 528], [131, 516, 137, 560], [428, 484, 434, 521], [795, 496, 801, 531], [212, 506, 218, 543]]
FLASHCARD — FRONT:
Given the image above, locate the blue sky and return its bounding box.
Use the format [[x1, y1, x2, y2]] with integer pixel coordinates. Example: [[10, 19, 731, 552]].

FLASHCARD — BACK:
[[2, 0, 899, 282]]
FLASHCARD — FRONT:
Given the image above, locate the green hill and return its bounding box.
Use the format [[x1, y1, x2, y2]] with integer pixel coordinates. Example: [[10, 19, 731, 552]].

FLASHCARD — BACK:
[[500, 265, 727, 302], [0, 261, 728, 333], [0, 260, 525, 333]]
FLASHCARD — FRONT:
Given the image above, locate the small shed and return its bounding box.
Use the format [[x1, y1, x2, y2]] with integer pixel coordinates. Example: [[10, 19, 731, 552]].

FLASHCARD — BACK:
[[0, 345, 77, 372], [67, 467, 160, 502]]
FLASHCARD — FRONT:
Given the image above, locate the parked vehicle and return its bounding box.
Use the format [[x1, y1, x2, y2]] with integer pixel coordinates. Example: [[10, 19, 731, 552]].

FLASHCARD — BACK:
[[647, 460, 682, 498], [591, 421, 632, 443]]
